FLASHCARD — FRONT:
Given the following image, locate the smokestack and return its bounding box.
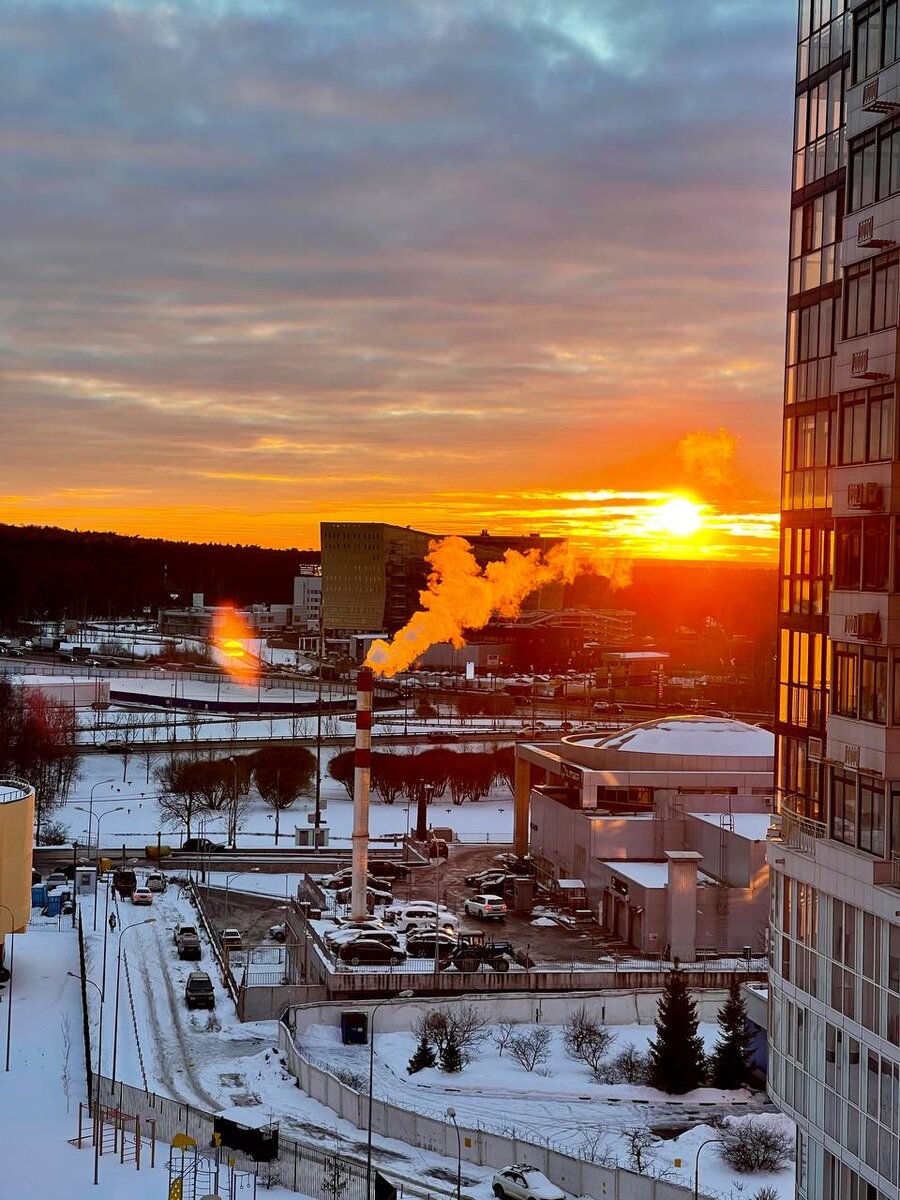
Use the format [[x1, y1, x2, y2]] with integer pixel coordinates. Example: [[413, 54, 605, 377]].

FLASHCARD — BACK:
[[351, 668, 373, 920]]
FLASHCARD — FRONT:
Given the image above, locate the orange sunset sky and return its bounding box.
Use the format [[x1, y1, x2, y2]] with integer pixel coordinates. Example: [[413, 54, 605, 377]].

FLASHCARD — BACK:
[[1, 1, 793, 563]]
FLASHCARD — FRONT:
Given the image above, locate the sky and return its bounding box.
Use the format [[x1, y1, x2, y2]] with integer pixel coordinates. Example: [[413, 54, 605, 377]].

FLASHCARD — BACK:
[[0, 0, 795, 562]]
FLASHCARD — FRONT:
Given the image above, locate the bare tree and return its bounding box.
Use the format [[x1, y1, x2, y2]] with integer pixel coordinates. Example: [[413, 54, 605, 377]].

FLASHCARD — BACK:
[[154, 755, 210, 841], [507, 1027, 552, 1072], [492, 1019, 520, 1057], [413, 1004, 490, 1065], [718, 1121, 794, 1173], [563, 1005, 615, 1076], [624, 1127, 658, 1175], [253, 746, 317, 842]]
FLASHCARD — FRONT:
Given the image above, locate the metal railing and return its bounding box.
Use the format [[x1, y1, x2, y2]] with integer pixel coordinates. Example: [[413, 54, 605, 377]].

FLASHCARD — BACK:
[[0, 776, 33, 804], [779, 806, 827, 854]]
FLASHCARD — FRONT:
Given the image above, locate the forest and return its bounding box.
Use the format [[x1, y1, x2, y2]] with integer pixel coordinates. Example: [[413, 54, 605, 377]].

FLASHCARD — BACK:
[[0, 523, 318, 627]]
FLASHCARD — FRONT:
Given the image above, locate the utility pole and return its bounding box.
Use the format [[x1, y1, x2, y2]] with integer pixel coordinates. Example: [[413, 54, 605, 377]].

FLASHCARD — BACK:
[[313, 617, 324, 839]]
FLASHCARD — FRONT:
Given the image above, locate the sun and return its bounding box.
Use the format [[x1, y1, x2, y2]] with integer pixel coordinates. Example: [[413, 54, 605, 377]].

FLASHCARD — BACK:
[[655, 497, 703, 538]]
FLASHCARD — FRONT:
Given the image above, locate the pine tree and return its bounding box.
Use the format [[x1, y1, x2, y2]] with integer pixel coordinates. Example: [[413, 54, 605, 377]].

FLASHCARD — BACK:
[[440, 1028, 464, 1073], [647, 968, 706, 1094], [407, 1033, 437, 1074], [709, 977, 753, 1089]]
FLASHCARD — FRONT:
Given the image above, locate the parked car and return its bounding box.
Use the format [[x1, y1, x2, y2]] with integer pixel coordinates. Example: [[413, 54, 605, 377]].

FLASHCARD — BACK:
[[131, 885, 153, 906], [184, 971, 216, 1010], [464, 894, 507, 921], [175, 926, 201, 961], [220, 928, 243, 952], [333, 884, 393, 907], [46, 872, 69, 891], [384, 903, 459, 935], [322, 869, 391, 892], [179, 838, 225, 854], [145, 872, 167, 893], [404, 931, 458, 960], [368, 860, 412, 880], [491, 1166, 564, 1200], [326, 928, 404, 954], [103, 739, 127, 753], [336, 939, 406, 967], [465, 868, 508, 889]]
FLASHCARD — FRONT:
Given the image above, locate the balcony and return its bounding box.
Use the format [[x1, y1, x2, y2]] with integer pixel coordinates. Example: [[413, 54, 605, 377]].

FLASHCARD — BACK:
[[777, 806, 828, 855]]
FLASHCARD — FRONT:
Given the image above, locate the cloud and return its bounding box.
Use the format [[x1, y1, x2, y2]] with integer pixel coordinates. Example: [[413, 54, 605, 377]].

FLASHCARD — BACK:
[[0, 0, 795, 553]]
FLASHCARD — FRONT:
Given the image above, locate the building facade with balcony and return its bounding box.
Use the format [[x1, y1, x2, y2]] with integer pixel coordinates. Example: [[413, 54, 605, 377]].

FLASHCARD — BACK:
[[769, 5, 900, 1198]]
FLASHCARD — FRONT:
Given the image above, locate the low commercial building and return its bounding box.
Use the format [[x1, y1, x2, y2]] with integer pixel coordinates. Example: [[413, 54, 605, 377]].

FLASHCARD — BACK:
[[514, 716, 775, 959], [10, 674, 110, 709]]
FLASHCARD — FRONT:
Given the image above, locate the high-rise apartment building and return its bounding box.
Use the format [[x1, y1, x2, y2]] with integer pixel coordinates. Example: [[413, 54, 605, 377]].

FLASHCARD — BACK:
[[769, 5, 900, 1198]]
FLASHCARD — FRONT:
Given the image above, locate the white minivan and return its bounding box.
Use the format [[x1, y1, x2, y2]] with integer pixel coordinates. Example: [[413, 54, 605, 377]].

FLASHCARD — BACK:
[[384, 902, 459, 935]]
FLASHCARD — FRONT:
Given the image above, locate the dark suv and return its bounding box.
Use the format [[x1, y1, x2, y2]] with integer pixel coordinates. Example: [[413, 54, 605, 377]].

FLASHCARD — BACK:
[[184, 971, 216, 1010]]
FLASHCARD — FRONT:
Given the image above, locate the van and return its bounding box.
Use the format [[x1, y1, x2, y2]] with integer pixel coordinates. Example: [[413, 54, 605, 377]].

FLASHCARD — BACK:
[[383, 902, 459, 935]]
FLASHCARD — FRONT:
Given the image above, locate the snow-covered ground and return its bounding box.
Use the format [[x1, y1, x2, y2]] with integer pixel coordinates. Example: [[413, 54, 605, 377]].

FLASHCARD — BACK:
[[60, 746, 517, 849], [1, 918, 307, 1199], [301, 1021, 794, 1199]]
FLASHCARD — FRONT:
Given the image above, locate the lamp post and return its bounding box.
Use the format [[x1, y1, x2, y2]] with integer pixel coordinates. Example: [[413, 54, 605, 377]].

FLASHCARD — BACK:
[[0, 903, 16, 1073], [74, 806, 124, 930], [693, 1138, 724, 1200], [111, 918, 155, 1090], [446, 1107, 461, 1200], [87, 778, 115, 854], [224, 868, 259, 917], [366, 991, 414, 1198], [227, 756, 238, 849], [68, 972, 104, 1186]]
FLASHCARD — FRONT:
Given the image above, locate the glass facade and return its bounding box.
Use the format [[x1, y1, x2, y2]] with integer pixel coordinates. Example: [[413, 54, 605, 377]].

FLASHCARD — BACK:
[[773, 3, 900, 1198]]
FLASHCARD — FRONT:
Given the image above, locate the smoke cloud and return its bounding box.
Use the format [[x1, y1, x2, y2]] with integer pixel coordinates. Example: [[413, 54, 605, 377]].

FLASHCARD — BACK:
[[365, 536, 632, 678], [676, 428, 737, 485]]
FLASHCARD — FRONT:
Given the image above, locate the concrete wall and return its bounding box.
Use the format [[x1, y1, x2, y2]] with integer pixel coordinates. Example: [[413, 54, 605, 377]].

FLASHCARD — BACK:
[[279, 995, 712, 1200]]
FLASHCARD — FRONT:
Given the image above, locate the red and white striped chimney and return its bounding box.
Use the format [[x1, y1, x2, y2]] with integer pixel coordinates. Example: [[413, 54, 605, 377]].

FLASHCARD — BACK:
[[350, 667, 373, 920]]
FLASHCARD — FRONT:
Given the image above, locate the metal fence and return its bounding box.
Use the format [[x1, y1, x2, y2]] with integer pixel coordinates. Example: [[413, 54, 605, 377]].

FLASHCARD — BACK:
[[93, 1075, 447, 1200]]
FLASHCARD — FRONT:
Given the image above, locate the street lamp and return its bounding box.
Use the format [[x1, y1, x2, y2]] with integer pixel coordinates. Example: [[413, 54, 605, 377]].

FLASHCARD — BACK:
[[111, 918, 155, 1090], [693, 1137, 724, 1200], [86, 778, 115, 855], [366, 991, 414, 1197], [224, 868, 259, 917], [74, 807, 125, 930], [446, 1107, 461, 1200], [68, 972, 105, 1186], [0, 903, 16, 1073]]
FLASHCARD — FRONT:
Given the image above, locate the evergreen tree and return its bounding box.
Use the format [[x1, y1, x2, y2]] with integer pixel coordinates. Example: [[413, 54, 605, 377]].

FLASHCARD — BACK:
[[647, 969, 706, 1094], [407, 1033, 437, 1074], [440, 1028, 464, 1073], [709, 977, 753, 1089]]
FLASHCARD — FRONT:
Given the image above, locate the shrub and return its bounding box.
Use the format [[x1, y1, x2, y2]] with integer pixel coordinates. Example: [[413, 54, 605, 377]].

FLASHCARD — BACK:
[[718, 1121, 794, 1173], [600, 1045, 649, 1085], [440, 1029, 464, 1073], [333, 1068, 366, 1090], [563, 1005, 615, 1074], [413, 1004, 489, 1066], [407, 1034, 437, 1075], [507, 1027, 552, 1072]]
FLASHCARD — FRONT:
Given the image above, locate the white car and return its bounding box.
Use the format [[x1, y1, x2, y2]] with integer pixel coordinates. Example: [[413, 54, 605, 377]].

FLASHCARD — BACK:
[[464, 894, 507, 921], [383, 903, 459, 935], [131, 886, 153, 906], [491, 1166, 565, 1200]]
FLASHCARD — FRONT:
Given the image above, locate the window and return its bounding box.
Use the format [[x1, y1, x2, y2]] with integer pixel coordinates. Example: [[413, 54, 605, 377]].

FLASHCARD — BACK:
[[879, 124, 900, 201], [855, 2, 883, 82], [862, 516, 890, 589], [834, 643, 859, 716], [835, 518, 862, 588], [832, 769, 858, 845], [872, 252, 900, 330], [845, 262, 871, 337], [850, 134, 877, 211], [838, 387, 895, 464], [859, 777, 886, 855], [860, 645, 888, 722]]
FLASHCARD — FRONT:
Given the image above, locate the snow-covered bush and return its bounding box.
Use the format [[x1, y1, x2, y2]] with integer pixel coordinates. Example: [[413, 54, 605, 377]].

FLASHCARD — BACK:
[[507, 1027, 552, 1072], [413, 1004, 489, 1066], [597, 1045, 649, 1085], [718, 1121, 793, 1173], [563, 1005, 614, 1075]]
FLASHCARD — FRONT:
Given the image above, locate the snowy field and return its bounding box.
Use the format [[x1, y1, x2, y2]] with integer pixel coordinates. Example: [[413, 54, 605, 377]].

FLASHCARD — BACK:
[[59, 742, 517, 849], [300, 1022, 794, 1199]]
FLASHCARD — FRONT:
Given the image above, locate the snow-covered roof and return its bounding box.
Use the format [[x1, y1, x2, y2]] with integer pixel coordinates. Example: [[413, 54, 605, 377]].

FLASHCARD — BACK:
[[689, 812, 773, 841], [585, 715, 774, 758], [603, 861, 670, 887]]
